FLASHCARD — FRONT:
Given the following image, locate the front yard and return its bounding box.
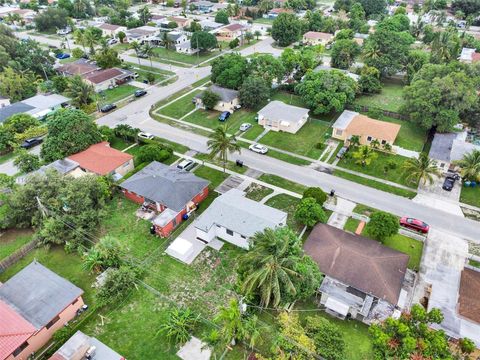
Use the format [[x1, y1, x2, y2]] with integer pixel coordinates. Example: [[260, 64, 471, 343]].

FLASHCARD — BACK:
[[183, 108, 257, 134], [264, 193, 303, 231], [98, 84, 139, 104], [151, 47, 221, 65], [460, 186, 480, 208], [157, 90, 203, 119]]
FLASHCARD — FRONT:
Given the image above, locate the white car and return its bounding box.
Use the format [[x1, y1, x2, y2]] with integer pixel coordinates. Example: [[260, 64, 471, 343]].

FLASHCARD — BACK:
[[56, 27, 71, 35], [249, 143, 268, 154], [138, 132, 154, 140], [107, 38, 118, 45], [239, 123, 252, 131], [177, 159, 195, 171]]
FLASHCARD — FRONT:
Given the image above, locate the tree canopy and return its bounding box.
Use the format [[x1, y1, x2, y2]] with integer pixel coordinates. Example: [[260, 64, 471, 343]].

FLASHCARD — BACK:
[[294, 197, 327, 227], [272, 13, 302, 47], [247, 54, 285, 87], [239, 76, 270, 109], [365, 211, 399, 241], [211, 54, 248, 89], [191, 31, 218, 52], [34, 7, 69, 32], [0, 67, 37, 102], [331, 39, 361, 70]]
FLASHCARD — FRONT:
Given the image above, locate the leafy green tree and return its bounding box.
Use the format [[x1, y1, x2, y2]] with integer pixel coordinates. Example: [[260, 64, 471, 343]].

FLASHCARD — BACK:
[[0, 126, 15, 153], [0, 67, 37, 102], [274, 312, 316, 358], [294, 197, 327, 227], [96, 266, 138, 305], [13, 150, 41, 173], [201, 90, 220, 110], [377, 14, 410, 32], [359, 65, 382, 93], [211, 54, 248, 89], [158, 307, 199, 345], [247, 54, 285, 87], [452, 0, 480, 16], [455, 149, 480, 181], [82, 236, 125, 273], [34, 7, 69, 32], [41, 109, 102, 162], [331, 39, 360, 69], [137, 5, 151, 24], [229, 38, 240, 49], [207, 124, 241, 172], [295, 70, 357, 115], [114, 124, 140, 142], [4, 114, 40, 134], [214, 298, 244, 345], [94, 47, 121, 69], [191, 31, 217, 52], [272, 13, 301, 47], [65, 75, 96, 108], [352, 145, 378, 166], [357, 0, 386, 16], [302, 187, 327, 205], [129, 40, 143, 68], [281, 47, 320, 79], [335, 28, 354, 40], [239, 76, 270, 109], [84, 27, 101, 55], [305, 316, 346, 360], [431, 30, 461, 64], [405, 49, 430, 84], [137, 143, 172, 164], [402, 152, 440, 186], [215, 9, 229, 24], [365, 211, 399, 241], [141, 42, 155, 69]]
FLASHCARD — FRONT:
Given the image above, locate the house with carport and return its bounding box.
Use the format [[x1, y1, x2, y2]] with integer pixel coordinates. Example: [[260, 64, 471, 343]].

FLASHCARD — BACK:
[[332, 110, 401, 147], [120, 161, 210, 237], [257, 100, 309, 134], [194, 189, 287, 249], [215, 23, 247, 41], [0, 261, 85, 360], [194, 85, 240, 113]]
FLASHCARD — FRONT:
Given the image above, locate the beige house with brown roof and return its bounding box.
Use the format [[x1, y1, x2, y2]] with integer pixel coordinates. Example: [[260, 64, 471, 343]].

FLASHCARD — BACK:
[[216, 23, 247, 40], [83, 68, 134, 91], [332, 110, 401, 147], [302, 31, 333, 46], [169, 16, 192, 29], [98, 23, 127, 38]]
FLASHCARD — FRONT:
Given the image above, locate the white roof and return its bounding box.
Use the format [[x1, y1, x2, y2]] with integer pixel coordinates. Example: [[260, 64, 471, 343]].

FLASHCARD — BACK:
[[325, 297, 350, 316], [169, 237, 193, 255], [460, 47, 476, 61], [194, 189, 287, 238], [332, 110, 358, 130], [258, 100, 309, 124], [22, 94, 70, 110]]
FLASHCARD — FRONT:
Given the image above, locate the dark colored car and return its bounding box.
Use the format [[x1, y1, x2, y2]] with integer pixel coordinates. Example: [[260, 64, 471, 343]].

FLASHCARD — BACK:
[[55, 53, 70, 59], [400, 217, 429, 234], [134, 89, 147, 98], [336, 146, 349, 159], [100, 104, 117, 113], [218, 111, 230, 122], [21, 137, 43, 149], [442, 176, 456, 191]]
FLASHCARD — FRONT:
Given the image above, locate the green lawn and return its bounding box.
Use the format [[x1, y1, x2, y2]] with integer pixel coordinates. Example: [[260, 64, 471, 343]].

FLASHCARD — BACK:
[[158, 90, 202, 119], [245, 183, 274, 201], [99, 84, 139, 104], [353, 203, 378, 216], [354, 81, 405, 113], [383, 234, 423, 271], [259, 174, 307, 194], [183, 108, 257, 133], [238, 141, 312, 166], [460, 186, 480, 208], [344, 217, 361, 233], [241, 123, 264, 140], [151, 47, 220, 65], [265, 193, 302, 231], [469, 259, 480, 268], [194, 165, 229, 188], [0, 229, 34, 260], [110, 136, 132, 151], [125, 62, 174, 83], [0, 151, 16, 165], [378, 115, 427, 152], [195, 153, 248, 174]]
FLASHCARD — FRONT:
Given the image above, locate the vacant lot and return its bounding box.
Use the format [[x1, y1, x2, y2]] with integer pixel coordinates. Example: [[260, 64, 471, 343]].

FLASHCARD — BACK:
[[152, 47, 220, 65], [354, 81, 405, 113], [99, 84, 139, 104]]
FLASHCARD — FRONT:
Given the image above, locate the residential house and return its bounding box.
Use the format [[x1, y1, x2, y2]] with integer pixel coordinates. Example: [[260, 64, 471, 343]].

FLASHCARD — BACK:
[[332, 110, 401, 147], [150, 14, 166, 26], [175, 40, 199, 54], [67, 141, 134, 178], [56, 59, 99, 77], [302, 31, 333, 46], [429, 130, 480, 171], [125, 25, 159, 43], [459, 47, 480, 63], [195, 0, 214, 13], [0, 94, 70, 123], [16, 159, 83, 185], [313, 65, 360, 82], [83, 68, 134, 91], [304, 224, 415, 324], [49, 331, 124, 360], [353, 32, 369, 46], [199, 19, 223, 31], [97, 23, 127, 38], [0, 96, 10, 108], [167, 31, 188, 46], [194, 85, 240, 112], [257, 100, 309, 134], [215, 23, 247, 40], [264, 8, 293, 19], [0, 261, 84, 360], [169, 16, 192, 29], [194, 189, 287, 249], [120, 161, 210, 237], [0, 7, 36, 25], [458, 268, 480, 328]]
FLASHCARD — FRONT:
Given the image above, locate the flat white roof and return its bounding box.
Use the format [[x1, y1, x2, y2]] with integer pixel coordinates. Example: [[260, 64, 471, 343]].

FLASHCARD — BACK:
[[325, 297, 350, 316]]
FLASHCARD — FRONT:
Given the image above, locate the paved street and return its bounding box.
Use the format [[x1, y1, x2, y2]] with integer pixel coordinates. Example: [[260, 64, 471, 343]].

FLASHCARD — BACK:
[[0, 146, 40, 176]]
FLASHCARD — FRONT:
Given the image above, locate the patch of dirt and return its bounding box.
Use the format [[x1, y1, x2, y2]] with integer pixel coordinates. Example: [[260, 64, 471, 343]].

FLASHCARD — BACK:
[[0, 228, 34, 244]]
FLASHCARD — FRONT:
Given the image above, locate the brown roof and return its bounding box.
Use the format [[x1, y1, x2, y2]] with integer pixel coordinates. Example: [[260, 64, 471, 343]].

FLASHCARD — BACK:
[[347, 114, 401, 143], [223, 23, 245, 32], [458, 268, 480, 323], [99, 23, 122, 31], [83, 68, 123, 84], [303, 31, 333, 40], [67, 142, 133, 175], [57, 62, 98, 76], [304, 224, 409, 304], [171, 16, 189, 24], [472, 52, 480, 63]]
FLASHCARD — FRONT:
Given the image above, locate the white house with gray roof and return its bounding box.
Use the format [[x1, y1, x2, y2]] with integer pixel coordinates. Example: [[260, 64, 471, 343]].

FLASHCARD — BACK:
[[195, 85, 240, 113], [429, 130, 480, 171], [51, 331, 124, 360], [194, 189, 287, 249], [257, 100, 310, 134]]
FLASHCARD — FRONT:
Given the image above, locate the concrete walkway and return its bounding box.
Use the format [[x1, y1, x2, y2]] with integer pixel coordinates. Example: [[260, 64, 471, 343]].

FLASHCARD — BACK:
[[260, 190, 280, 204], [393, 146, 419, 159], [327, 198, 356, 229], [254, 128, 270, 142]]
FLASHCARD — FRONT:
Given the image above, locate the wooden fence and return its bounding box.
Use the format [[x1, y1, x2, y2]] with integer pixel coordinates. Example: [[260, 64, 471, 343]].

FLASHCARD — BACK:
[[0, 239, 38, 273], [348, 104, 410, 121]]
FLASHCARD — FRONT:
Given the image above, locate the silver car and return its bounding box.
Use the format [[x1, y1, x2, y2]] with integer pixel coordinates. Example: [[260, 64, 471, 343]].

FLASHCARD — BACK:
[[249, 143, 268, 154], [239, 123, 252, 131]]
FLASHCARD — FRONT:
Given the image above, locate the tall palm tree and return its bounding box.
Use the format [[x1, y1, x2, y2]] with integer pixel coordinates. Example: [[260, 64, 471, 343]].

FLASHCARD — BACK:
[[214, 298, 245, 345], [73, 29, 87, 54], [129, 41, 142, 67], [65, 75, 95, 107], [352, 145, 378, 167], [84, 28, 99, 55], [363, 43, 381, 62], [455, 149, 480, 181], [402, 152, 440, 186], [240, 228, 299, 308], [142, 42, 155, 69], [207, 124, 240, 172]]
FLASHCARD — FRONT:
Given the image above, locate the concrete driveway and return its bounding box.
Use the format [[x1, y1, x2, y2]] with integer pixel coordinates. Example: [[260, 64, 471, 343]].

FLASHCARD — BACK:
[[417, 175, 461, 202]]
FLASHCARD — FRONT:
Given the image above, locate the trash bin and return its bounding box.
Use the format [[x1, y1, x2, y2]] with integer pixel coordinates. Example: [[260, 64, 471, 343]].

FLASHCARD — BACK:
[[236, 160, 243, 167], [182, 213, 189, 220], [330, 189, 335, 197], [149, 225, 156, 235]]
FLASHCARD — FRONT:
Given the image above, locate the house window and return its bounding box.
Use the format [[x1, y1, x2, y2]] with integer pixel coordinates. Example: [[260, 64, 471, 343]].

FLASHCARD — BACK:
[[13, 342, 29, 357], [226, 229, 234, 236], [46, 315, 60, 329], [366, 136, 372, 142], [123, 161, 130, 168], [381, 140, 386, 145], [335, 129, 343, 136], [240, 235, 246, 239]]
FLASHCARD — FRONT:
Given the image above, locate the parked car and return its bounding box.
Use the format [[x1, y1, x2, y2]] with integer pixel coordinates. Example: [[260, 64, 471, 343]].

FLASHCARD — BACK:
[[56, 27, 71, 35], [234, 104, 242, 111], [134, 89, 147, 98], [249, 143, 268, 154], [100, 104, 117, 112], [107, 38, 118, 45], [336, 146, 349, 159], [239, 123, 252, 131], [138, 53, 148, 58], [20, 137, 43, 149], [218, 111, 231, 122], [138, 132, 154, 140], [442, 176, 456, 191], [399, 217, 429, 234], [133, 72, 139, 78], [55, 53, 70, 59], [177, 159, 195, 171]]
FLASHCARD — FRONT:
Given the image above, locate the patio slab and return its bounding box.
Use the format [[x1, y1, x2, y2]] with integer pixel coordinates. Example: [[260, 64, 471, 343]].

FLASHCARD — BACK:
[[165, 222, 206, 265], [177, 337, 211, 360]]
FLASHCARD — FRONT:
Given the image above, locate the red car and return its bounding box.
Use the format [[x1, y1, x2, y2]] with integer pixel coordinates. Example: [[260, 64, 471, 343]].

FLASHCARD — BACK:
[[400, 217, 429, 234]]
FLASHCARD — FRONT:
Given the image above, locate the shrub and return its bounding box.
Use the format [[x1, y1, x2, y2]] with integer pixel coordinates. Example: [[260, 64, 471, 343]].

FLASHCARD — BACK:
[[201, 90, 220, 110], [96, 266, 138, 305], [365, 211, 399, 241], [294, 197, 327, 227], [302, 187, 327, 206], [137, 143, 172, 164]]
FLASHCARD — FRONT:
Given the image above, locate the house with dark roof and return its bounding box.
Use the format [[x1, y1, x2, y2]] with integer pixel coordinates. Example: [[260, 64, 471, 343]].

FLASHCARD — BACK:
[[304, 224, 414, 324], [120, 161, 210, 237], [67, 142, 134, 177], [194, 85, 240, 113], [0, 261, 84, 360], [82, 68, 134, 92], [429, 130, 480, 171]]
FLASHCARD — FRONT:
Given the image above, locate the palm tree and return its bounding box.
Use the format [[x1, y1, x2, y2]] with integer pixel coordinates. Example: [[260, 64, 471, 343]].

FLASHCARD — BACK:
[[207, 124, 241, 172], [363, 43, 381, 62], [65, 75, 95, 107], [84, 28, 99, 55], [455, 149, 480, 181], [82, 248, 103, 273], [349, 135, 360, 147], [129, 41, 142, 67], [73, 29, 87, 54], [142, 42, 155, 69], [402, 152, 440, 186], [254, 30, 261, 40], [352, 145, 378, 167], [214, 298, 245, 345], [240, 228, 299, 308], [410, 19, 425, 38], [370, 139, 380, 149], [243, 315, 261, 350], [158, 307, 199, 345]]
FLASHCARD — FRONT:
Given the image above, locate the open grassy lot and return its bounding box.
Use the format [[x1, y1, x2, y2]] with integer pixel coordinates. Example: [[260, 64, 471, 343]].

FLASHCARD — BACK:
[[183, 108, 257, 133], [99, 84, 139, 104], [265, 193, 302, 231], [378, 115, 427, 152], [0, 229, 34, 261], [125, 62, 174, 83], [237, 141, 311, 166], [460, 186, 480, 208], [152, 47, 220, 65], [158, 90, 203, 119], [245, 183, 274, 201], [259, 173, 307, 194], [354, 81, 405, 113]]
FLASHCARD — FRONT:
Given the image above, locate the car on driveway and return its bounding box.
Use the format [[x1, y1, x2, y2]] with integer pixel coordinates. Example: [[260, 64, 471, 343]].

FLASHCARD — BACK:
[[336, 146, 349, 159], [400, 217, 429, 234], [21, 137, 43, 149], [138, 132, 154, 140], [177, 159, 195, 171], [107, 38, 118, 45], [218, 111, 231, 122], [55, 53, 70, 59], [239, 123, 252, 131], [249, 143, 268, 154], [442, 176, 455, 191], [100, 104, 117, 113], [134, 89, 147, 98]]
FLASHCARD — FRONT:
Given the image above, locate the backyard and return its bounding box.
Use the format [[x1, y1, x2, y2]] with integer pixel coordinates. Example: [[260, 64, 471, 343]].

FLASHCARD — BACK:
[[354, 81, 405, 113], [379, 115, 427, 152], [265, 193, 303, 232], [0, 229, 34, 261]]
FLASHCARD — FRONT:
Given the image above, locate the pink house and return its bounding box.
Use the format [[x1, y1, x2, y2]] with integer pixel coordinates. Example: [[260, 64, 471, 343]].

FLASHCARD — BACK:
[[0, 262, 84, 360]]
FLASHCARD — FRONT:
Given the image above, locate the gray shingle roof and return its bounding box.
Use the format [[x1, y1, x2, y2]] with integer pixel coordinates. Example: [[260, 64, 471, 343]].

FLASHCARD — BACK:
[[209, 85, 239, 103], [428, 133, 457, 163], [120, 161, 210, 212], [332, 110, 357, 130], [195, 189, 287, 238], [258, 100, 309, 124], [0, 261, 83, 329], [451, 138, 480, 162], [0, 103, 34, 123]]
